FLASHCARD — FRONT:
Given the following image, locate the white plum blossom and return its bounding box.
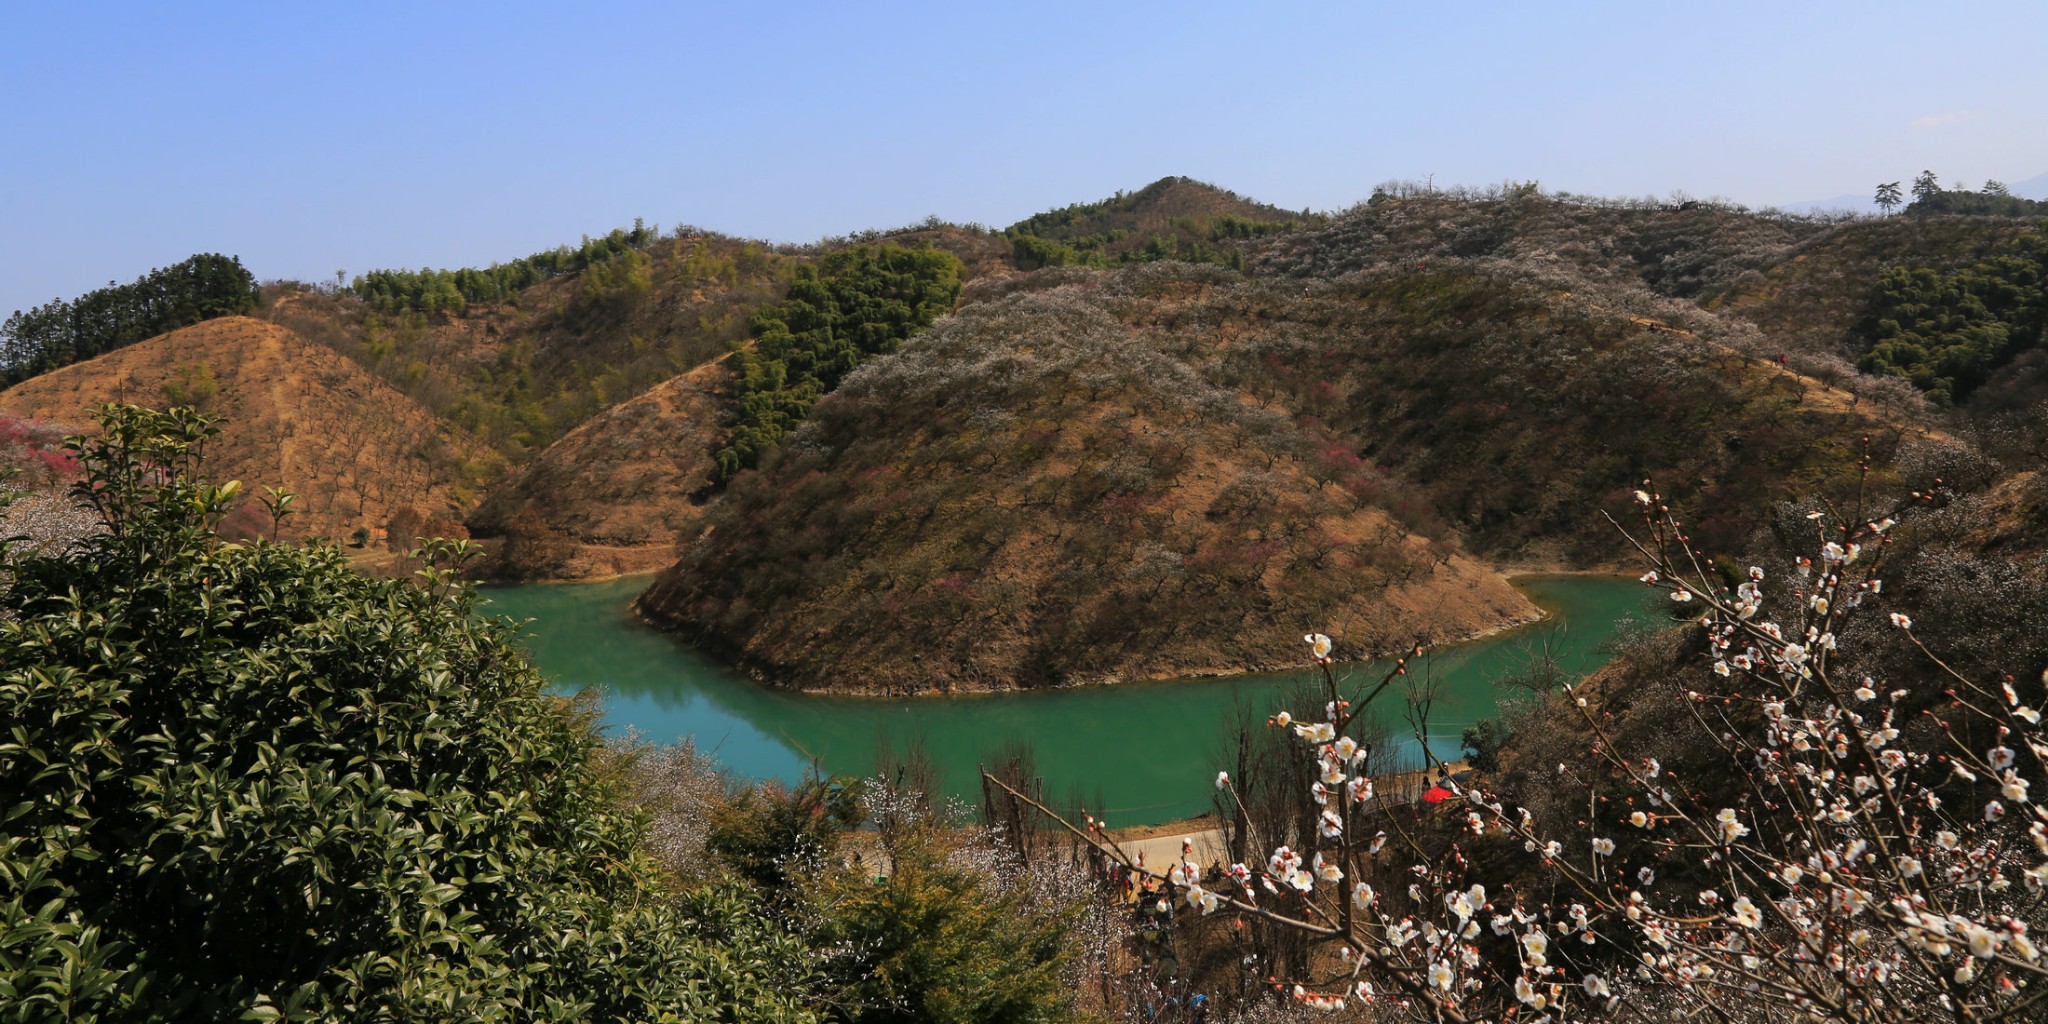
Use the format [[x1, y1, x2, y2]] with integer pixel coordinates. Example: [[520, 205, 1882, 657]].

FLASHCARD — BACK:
[[1717, 808, 1750, 843], [1313, 852, 1343, 883], [1103, 500, 2048, 1024], [1731, 896, 1763, 929], [1295, 721, 1336, 744], [1304, 632, 1333, 660], [2003, 772, 2030, 803]]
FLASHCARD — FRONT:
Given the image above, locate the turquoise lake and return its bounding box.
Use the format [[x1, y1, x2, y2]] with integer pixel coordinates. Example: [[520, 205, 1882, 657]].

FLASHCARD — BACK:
[[483, 575, 1653, 825]]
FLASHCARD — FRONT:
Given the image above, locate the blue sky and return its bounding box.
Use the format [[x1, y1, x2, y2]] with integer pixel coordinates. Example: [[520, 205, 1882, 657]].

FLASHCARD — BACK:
[[4, 0, 2046, 317]]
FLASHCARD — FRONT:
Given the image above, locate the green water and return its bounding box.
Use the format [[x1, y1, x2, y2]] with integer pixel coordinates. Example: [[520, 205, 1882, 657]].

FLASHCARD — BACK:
[[484, 576, 1653, 826]]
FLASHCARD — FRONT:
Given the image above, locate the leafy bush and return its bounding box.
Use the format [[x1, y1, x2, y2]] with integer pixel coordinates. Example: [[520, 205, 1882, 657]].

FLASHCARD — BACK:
[[810, 837, 1081, 1024], [0, 405, 818, 1022]]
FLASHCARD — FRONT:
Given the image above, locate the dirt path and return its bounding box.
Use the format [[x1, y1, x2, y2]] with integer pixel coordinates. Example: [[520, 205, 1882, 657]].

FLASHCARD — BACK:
[[1093, 762, 1471, 889]]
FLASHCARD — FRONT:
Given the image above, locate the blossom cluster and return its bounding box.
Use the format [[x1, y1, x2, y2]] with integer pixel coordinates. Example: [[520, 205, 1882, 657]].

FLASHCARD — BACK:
[[1071, 482, 2048, 1022]]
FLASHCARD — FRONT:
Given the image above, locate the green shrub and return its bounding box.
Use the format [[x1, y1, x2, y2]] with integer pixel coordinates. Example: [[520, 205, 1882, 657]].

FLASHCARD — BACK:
[[705, 778, 1082, 1024], [811, 837, 1081, 1024], [0, 405, 818, 1023]]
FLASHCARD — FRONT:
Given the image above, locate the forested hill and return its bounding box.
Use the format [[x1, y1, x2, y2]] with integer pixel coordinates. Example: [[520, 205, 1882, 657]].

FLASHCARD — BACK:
[[260, 231, 795, 458], [1255, 186, 1828, 299]]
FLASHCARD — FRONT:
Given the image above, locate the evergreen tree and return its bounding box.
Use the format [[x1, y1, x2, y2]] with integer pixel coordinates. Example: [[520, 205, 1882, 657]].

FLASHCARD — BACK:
[[715, 244, 962, 480], [0, 254, 258, 385], [1911, 169, 1942, 204]]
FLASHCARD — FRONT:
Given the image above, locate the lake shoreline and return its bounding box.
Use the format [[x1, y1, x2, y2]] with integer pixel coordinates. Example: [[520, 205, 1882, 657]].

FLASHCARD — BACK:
[[622, 568, 1624, 700]]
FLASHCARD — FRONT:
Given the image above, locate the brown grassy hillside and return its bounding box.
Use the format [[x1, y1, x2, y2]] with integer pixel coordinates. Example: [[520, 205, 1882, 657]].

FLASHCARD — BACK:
[[0, 316, 499, 544], [465, 355, 730, 579], [636, 253, 1945, 693], [1059, 260, 1927, 555], [637, 282, 1536, 694]]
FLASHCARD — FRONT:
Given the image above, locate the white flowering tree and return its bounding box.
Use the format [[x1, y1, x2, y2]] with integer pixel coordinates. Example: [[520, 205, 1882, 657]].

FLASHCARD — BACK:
[[988, 479, 2048, 1022]]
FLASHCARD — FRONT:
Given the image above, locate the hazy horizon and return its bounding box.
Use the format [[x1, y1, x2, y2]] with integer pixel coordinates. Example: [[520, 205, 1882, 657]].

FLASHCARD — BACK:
[[5, 0, 2046, 318]]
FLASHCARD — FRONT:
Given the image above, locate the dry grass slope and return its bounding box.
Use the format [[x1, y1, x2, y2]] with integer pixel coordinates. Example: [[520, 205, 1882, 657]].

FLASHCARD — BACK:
[[466, 355, 731, 578], [0, 316, 499, 544], [637, 276, 1540, 694]]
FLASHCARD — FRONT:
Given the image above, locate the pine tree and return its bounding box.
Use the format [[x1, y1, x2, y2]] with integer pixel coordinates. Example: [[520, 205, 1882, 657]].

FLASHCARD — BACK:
[[1911, 169, 1941, 204], [1874, 181, 1904, 216]]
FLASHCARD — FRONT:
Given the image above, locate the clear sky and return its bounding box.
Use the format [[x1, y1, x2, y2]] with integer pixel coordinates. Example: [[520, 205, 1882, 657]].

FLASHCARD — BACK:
[[4, 0, 2045, 317]]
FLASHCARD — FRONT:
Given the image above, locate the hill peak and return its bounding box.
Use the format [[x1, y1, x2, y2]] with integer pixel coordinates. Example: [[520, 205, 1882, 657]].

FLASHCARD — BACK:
[[1007, 176, 1299, 241]]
